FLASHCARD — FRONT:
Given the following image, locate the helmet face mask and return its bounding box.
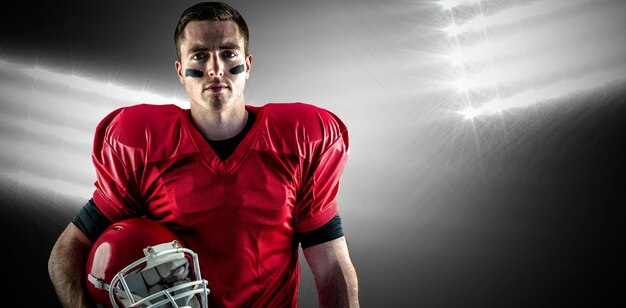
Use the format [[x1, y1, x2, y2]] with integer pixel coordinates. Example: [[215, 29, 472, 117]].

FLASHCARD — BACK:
[[86, 218, 210, 308]]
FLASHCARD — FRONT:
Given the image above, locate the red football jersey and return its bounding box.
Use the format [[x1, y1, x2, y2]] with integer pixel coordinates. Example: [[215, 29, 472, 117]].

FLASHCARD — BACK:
[[91, 102, 349, 307]]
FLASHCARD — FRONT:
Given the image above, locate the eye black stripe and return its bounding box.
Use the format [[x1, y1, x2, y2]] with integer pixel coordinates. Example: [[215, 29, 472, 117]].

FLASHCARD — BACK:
[[229, 64, 245, 74], [185, 69, 204, 78]]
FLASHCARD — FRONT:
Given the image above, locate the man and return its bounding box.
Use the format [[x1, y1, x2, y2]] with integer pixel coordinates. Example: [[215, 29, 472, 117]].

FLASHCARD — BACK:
[[48, 2, 359, 307]]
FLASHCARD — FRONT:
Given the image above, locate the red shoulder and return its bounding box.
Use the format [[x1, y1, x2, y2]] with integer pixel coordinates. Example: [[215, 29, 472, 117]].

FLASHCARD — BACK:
[[264, 102, 348, 146], [93, 104, 193, 163]]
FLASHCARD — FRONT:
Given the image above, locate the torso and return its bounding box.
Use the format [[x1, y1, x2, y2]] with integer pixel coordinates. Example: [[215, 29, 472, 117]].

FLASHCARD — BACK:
[[92, 102, 348, 307]]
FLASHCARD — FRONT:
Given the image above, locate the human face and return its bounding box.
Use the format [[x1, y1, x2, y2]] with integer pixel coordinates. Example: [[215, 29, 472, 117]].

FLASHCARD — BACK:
[[175, 20, 252, 113]]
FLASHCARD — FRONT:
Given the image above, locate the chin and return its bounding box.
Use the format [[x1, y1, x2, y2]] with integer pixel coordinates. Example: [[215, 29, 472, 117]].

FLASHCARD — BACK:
[[194, 95, 227, 108]]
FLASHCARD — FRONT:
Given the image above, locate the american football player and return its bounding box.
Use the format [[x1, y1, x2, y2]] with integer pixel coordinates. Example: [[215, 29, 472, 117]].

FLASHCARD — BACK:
[[48, 2, 359, 307]]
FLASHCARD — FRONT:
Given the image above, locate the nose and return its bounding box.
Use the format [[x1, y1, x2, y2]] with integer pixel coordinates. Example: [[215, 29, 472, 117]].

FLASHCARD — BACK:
[[207, 57, 224, 78]]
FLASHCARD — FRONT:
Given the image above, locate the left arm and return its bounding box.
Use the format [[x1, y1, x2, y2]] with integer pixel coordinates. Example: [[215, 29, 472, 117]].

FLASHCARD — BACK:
[[303, 236, 359, 308]]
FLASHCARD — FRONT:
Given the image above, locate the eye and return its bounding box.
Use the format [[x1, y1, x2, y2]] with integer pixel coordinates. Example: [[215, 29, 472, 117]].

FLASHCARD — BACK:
[[223, 50, 237, 58], [191, 53, 207, 61]]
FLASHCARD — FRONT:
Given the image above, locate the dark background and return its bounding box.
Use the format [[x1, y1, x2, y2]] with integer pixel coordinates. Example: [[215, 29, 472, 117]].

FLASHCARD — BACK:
[[1, 0, 625, 307]]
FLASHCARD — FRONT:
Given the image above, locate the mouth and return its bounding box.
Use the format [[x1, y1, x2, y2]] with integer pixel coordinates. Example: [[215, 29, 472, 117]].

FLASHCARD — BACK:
[[204, 83, 229, 93]]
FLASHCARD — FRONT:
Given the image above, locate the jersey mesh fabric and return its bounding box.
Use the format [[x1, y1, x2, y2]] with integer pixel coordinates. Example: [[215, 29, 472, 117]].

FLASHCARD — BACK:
[[90, 102, 349, 307]]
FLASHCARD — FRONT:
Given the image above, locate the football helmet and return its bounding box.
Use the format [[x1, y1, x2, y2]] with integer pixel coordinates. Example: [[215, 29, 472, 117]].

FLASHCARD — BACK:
[[86, 218, 209, 308]]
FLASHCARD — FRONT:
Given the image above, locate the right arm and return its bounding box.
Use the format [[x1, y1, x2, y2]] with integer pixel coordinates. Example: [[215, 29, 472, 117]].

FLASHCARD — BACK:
[[49, 106, 145, 307], [48, 223, 95, 308]]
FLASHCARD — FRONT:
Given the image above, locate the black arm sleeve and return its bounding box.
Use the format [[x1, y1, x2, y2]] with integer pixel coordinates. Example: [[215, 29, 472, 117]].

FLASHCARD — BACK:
[[71, 198, 112, 243], [297, 213, 345, 248]]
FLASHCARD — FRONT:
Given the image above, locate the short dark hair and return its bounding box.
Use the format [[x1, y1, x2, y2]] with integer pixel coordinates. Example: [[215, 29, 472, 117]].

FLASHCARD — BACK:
[[174, 2, 249, 59]]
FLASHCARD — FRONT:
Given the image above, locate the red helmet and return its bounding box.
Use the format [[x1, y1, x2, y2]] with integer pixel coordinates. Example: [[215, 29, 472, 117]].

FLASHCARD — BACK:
[[86, 218, 209, 308]]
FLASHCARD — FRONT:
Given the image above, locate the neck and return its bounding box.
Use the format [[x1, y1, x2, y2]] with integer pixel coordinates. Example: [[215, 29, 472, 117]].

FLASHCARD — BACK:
[[190, 102, 248, 141]]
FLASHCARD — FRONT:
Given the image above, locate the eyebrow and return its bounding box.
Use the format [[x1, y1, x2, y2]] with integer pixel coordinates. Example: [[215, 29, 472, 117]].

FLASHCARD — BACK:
[[219, 42, 241, 50], [187, 42, 242, 53]]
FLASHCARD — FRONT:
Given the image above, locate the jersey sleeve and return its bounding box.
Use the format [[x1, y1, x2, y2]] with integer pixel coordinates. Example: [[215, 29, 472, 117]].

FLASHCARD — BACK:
[[294, 109, 349, 233], [91, 107, 145, 221]]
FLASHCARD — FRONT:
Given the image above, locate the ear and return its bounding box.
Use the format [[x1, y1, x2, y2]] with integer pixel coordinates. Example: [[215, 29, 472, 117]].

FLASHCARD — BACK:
[[175, 61, 184, 84], [245, 53, 253, 80]]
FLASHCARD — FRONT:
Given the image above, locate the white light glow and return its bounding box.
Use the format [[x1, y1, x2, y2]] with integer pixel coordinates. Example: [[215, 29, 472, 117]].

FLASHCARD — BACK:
[[1, 114, 93, 146], [460, 106, 481, 119], [442, 0, 626, 117], [0, 57, 191, 200], [0, 58, 188, 108], [453, 69, 497, 92], [460, 63, 626, 119], [447, 43, 495, 65], [448, 0, 592, 36], [443, 23, 464, 37], [439, 0, 482, 11], [0, 171, 92, 198]]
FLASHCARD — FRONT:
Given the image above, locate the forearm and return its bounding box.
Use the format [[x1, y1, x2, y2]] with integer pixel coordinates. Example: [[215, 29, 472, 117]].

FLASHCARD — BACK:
[[316, 259, 359, 308], [304, 237, 360, 308], [48, 223, 94, 308]]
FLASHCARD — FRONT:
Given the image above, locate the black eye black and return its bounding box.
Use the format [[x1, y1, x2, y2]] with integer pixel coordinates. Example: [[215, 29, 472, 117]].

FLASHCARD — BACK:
[[224, 51, 236, 58]]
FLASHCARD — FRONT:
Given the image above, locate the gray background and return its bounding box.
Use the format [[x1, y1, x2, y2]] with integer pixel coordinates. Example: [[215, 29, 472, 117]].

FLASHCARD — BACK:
[[1, 0, 624, 307]]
